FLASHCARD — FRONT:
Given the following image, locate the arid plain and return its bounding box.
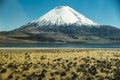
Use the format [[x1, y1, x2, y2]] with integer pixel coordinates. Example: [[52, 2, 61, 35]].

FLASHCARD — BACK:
[[0, 48, 120, 80]]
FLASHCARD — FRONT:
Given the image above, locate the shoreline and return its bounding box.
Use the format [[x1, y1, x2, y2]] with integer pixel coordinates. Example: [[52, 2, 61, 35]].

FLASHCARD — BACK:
[[0, 47, 120, 50]]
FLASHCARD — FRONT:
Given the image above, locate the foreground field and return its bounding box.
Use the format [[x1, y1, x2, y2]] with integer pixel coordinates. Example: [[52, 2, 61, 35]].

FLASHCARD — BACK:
[[0, 49, 120, 80]]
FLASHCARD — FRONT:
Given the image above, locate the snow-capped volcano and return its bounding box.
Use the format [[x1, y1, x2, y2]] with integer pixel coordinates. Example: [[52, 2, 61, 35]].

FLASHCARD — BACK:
[[2, 6, 120, 43], [32, 6, 98, 26]]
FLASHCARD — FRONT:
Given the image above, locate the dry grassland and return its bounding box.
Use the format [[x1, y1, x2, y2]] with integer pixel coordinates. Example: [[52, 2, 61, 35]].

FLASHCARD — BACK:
[[0, 49, 120, 80]]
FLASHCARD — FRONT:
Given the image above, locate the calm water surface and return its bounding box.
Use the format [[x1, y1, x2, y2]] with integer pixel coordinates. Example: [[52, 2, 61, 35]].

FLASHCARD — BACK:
[[0, 43, 120, 48]]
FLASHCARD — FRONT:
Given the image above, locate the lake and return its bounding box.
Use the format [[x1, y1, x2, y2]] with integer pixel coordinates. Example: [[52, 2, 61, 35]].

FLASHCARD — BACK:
[[0, 43, 120, 48]]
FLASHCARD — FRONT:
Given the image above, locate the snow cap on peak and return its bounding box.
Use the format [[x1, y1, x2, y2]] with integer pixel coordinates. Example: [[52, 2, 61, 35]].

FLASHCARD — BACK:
[[34, 6, 98, 26]]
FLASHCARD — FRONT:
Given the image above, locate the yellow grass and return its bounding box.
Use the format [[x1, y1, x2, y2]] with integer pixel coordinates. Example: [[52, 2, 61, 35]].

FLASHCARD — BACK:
[[0, 49, 120, 80]]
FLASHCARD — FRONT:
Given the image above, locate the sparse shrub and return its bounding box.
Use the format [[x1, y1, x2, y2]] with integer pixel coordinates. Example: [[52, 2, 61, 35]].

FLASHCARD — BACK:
[[96, 75, 104, 80], [50, 72, 54, 77], [74, 57, 78, 60], [67, 62, 73, 68], [38, 72, 45, 79], [49, 77, 55, 80], [15, 76, 20, 80], [56, 58, 62, 61], [22, 65, 29, 70], [81, 57, 90, 63], [113, 53, 120, 57], [66, 60, 69, 63], [7, 63, 17, 69], [42, 69, 47, 73], [73, 62, 77, 67], [105, 76, 113, 80], [76, 64, 87, 72], [60, 71, 66, 76], [22, 74, 27, 77], [88, 66, 97, 75], [115, 61, 120, 67], [26, 73, 36, 80], [40, 56, 46, 60], [114, 69, 120, 80], [106, 62, 112, 69], [71, 72, 78, 79], [1, 68, 7, 73], [7, 74, 13, 79], [54, 71, 60, 75], [86, 76, 94, 80]]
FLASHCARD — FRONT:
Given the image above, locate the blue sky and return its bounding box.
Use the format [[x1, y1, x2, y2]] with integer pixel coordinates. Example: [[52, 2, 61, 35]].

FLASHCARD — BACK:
[[0, 0, 120, 31]]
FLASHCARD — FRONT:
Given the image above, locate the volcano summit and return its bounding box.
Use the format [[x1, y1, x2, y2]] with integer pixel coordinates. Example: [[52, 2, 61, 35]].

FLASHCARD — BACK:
[[33, 6, 98, 26], [0, 6, 120, 43]]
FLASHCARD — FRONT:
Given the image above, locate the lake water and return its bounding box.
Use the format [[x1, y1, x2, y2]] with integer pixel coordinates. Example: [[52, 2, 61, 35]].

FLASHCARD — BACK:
[[0, 43, 120, 48]]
